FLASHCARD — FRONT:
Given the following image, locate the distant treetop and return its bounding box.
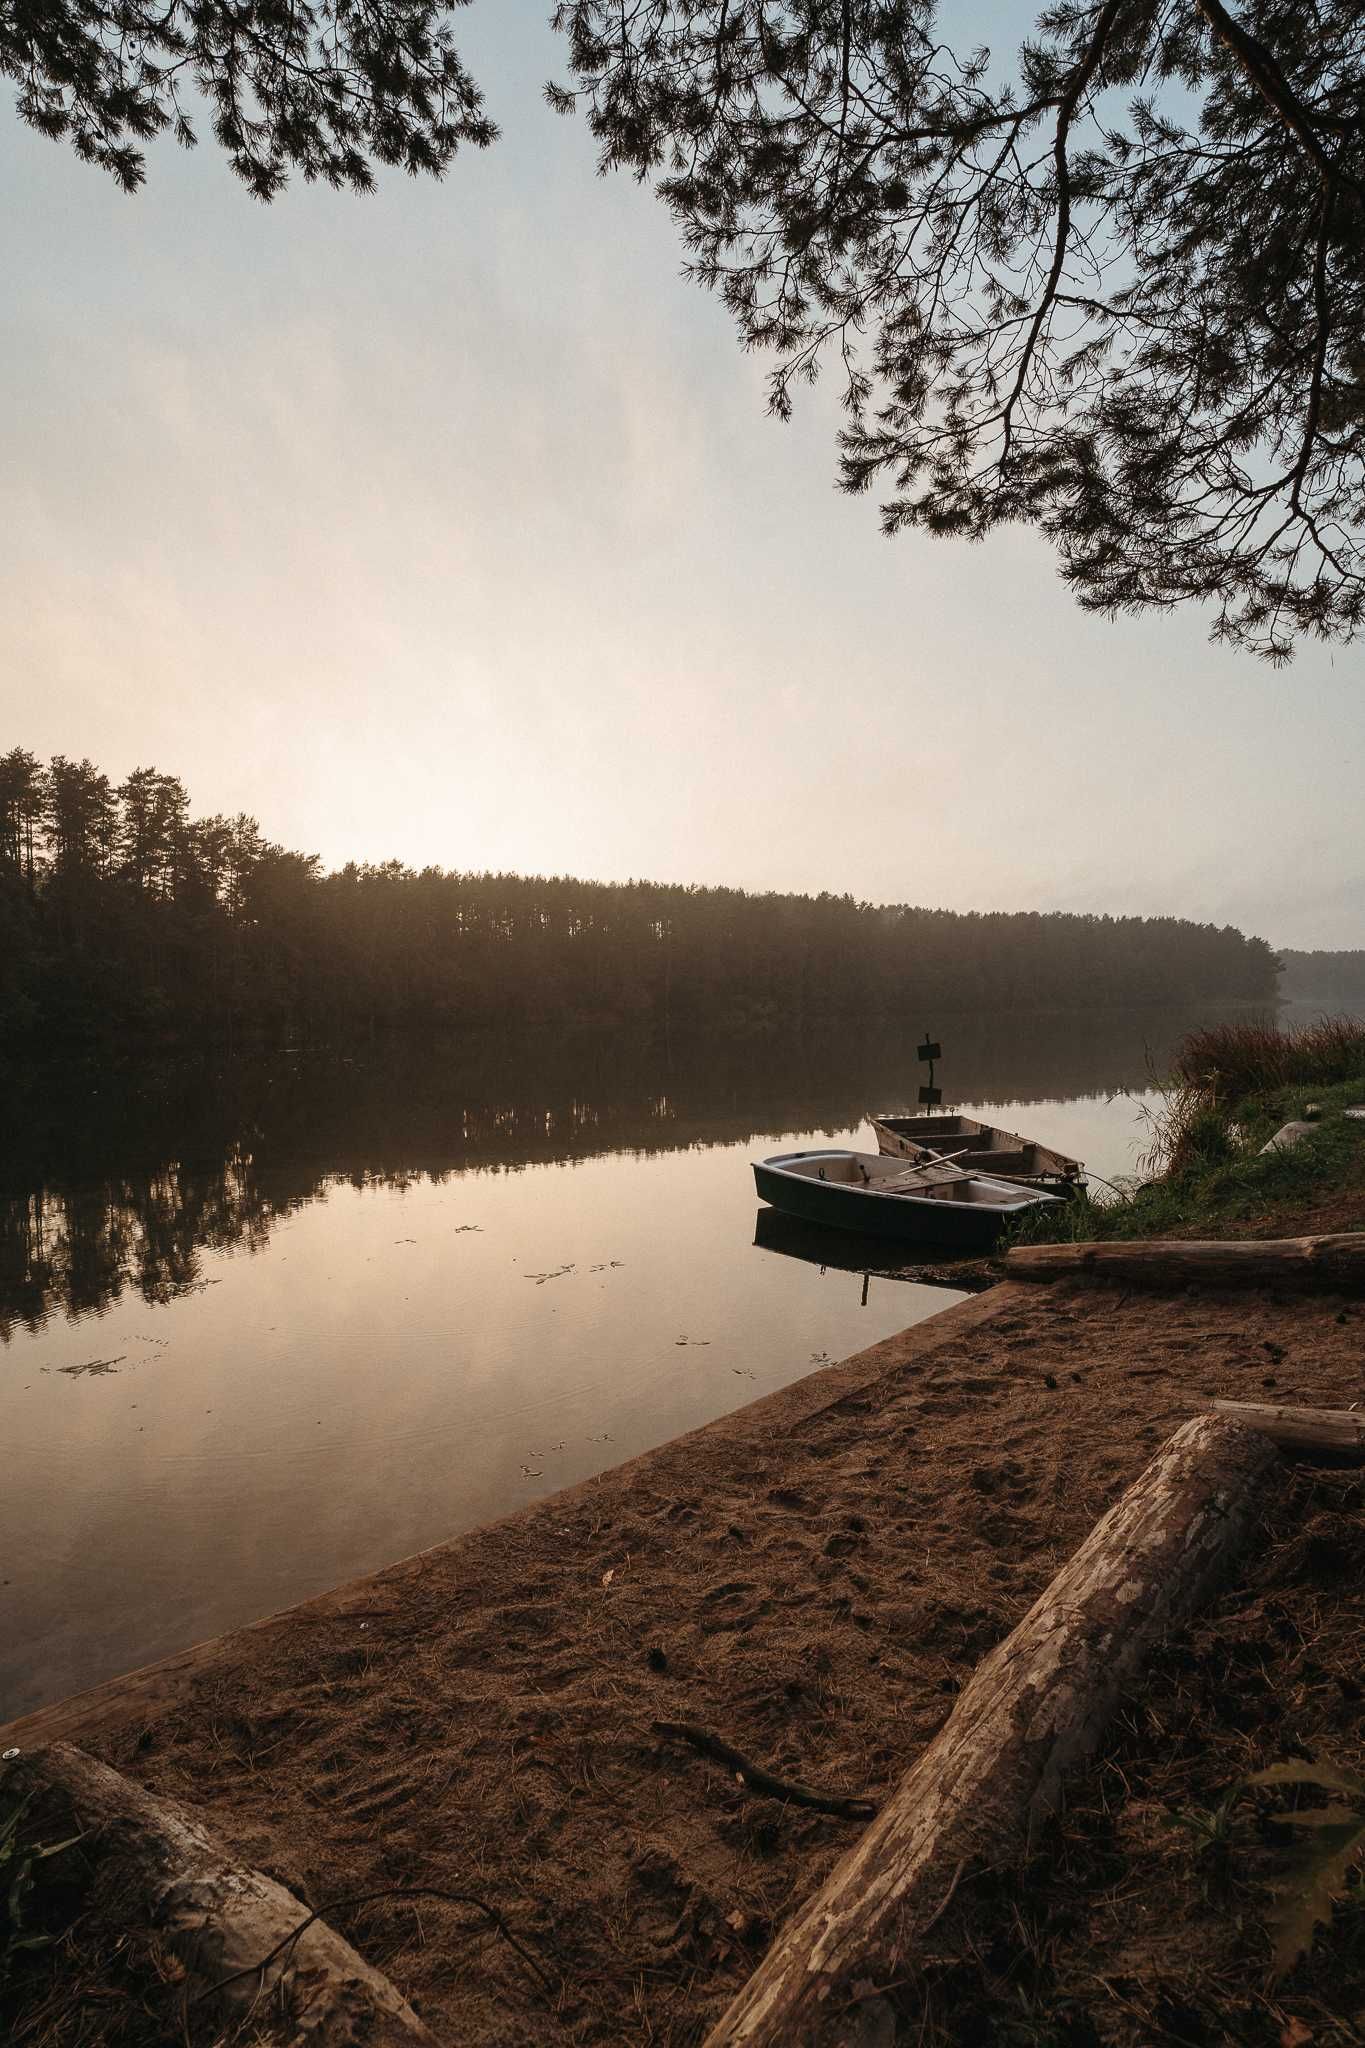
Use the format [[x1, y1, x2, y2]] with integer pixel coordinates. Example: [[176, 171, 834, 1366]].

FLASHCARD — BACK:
[[0, 744, 1283, 1051]]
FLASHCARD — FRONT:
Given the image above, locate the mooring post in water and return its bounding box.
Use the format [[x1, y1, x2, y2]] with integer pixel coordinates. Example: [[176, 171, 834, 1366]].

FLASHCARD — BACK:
[[916, 1031, 942, 1108]]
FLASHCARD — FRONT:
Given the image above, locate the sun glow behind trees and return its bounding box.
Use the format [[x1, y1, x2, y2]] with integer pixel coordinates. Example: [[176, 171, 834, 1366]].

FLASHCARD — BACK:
[[0, 747, 1278, 1047]]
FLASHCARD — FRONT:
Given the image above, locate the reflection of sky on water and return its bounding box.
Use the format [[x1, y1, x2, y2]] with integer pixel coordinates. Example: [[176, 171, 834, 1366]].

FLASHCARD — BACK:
[[5, 1131, 960, 1719], [0, 1053, 1203, 1722], [956, 1091, 1166, 1191]]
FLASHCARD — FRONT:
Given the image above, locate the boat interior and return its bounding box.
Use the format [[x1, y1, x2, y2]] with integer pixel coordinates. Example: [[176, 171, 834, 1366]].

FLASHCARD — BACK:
[[879, 1115, 997, 1143], [875, 1114, 1078, 1177], [769, 1151, 1044, 1208]]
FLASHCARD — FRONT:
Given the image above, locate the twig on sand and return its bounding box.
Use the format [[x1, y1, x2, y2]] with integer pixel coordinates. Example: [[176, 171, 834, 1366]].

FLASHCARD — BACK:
[[918, 1856, 966, 1937], [651, 1721, 877, 1820], [190, 1883, 557, 2008]]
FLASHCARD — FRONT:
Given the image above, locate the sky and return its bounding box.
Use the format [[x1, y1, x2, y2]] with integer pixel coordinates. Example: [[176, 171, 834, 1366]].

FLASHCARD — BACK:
[[0, 0, 1361, 949]]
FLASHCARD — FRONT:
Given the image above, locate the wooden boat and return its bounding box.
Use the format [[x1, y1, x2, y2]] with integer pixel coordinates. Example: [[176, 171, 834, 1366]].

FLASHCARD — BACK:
[[752, 1148, 1060, 1250], [868, 1112, 1084, 1191]]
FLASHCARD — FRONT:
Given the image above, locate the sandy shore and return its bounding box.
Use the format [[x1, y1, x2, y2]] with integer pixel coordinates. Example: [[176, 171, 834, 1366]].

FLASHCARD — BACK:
[[5, 1275, 1364, 2046]]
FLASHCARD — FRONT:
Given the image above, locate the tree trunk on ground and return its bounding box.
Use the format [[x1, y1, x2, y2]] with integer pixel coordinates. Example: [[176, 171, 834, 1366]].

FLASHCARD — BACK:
[[701, 1415, 1279, 2048], [1004, 1232, 1365, 1291], [5, 1743, 434, 2045], [1211, 1399, 1365, 1459]]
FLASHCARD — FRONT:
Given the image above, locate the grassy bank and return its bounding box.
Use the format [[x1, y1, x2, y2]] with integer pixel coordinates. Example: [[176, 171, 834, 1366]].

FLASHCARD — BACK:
[[1009, 1018, 1365, 1248]]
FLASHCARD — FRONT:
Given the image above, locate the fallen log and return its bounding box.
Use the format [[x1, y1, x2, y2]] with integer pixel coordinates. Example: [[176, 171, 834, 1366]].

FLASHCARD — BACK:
[[701, 1415, 1278, 2048], [4, 1743, 435, 2044], [1004, 1231, 1365, 1292], [1211, 1399, 1365, 1461]]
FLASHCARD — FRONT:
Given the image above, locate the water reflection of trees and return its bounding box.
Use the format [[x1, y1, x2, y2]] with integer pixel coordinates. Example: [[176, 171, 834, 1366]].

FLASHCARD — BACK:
[[0, 1007, 1269, 1333], [0, 1156, 299, 1339]]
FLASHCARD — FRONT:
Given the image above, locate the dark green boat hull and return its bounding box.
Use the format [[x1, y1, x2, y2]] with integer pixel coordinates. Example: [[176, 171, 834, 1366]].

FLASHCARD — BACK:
[[752, 1159, 1023, 1251]]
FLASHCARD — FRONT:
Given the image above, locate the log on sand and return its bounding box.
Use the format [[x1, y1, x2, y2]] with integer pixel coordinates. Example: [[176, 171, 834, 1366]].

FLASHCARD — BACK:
[[1004, 1231, 1365, 1291], [1211, 1399, 1365, 1460], [4, 1742, 434, 2044], [702, 1415, 1278, 2048]]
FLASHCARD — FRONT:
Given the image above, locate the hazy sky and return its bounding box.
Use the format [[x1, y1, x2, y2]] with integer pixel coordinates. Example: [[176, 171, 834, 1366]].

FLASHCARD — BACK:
[[1, 1, 1361, 947]]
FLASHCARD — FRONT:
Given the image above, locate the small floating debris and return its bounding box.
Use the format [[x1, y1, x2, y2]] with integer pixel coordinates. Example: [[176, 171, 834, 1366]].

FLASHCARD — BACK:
[[453, 1225, 483, 1234], [49, 1356, 127, 1380], [589, 1260, 625, 1272], [526, 1265, 575, 1285], [675, 1336, 711, 1347], [519, 1464, 543, 1478]]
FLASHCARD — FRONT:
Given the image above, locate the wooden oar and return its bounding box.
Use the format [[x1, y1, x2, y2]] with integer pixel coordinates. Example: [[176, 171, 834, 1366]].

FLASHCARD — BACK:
[[914, 1137, 1065, 1192], [905, 1144, 973, 1169], [879, 1150, 979, 1194]]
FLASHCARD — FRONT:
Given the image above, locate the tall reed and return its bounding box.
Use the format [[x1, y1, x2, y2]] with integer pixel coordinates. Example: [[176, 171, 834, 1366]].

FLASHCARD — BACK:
[[1134, 1014, 1365, 1177], [1174, 1015, 1365, 1104]]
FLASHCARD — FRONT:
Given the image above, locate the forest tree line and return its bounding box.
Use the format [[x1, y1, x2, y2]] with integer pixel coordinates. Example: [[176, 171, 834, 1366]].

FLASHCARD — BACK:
[[0, 748, 1281, 1048], [1278, 951, 1365, 1007]]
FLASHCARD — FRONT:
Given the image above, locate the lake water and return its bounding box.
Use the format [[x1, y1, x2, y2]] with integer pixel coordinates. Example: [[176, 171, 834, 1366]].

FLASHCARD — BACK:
[[0, 1006, 1282, 1719]]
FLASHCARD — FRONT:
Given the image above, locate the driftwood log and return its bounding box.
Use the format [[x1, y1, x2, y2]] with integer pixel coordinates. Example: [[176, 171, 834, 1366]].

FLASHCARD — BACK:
[[701, 1415, 1278, 2048], [1004, 1231, 1365, 1292], [4, 1743, 435, 2044], [1211, 1399, 1365, 1460]]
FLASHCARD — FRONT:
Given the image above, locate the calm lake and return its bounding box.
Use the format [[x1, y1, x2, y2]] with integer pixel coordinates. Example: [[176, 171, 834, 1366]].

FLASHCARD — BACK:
[[0, 1005, 1289, 1719]]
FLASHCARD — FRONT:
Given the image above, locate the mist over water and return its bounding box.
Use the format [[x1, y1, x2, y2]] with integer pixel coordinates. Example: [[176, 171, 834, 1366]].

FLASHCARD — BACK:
[[0, 1004, 1291, 1718]]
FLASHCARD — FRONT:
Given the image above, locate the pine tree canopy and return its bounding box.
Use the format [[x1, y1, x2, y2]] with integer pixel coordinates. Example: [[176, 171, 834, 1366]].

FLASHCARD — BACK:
[[5, 0, 1363, 655], [0, 0, 494, 197], [549, 0, 1364, 657]]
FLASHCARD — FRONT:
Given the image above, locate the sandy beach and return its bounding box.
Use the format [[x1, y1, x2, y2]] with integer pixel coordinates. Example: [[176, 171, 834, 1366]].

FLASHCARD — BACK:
[[6, 1270, 1364, 2046]]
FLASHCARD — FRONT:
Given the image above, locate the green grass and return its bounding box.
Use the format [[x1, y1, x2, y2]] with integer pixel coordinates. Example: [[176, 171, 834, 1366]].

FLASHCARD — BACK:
[[1004, 1074, 1365, 1249]]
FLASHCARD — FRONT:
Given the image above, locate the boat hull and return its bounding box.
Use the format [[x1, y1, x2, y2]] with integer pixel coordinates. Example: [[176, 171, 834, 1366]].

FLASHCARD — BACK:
[[752, 1156, 1037, 1251]]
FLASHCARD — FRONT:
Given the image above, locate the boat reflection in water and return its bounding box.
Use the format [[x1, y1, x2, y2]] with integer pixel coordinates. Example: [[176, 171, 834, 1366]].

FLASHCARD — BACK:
[[752, 1205, 972, 1305]]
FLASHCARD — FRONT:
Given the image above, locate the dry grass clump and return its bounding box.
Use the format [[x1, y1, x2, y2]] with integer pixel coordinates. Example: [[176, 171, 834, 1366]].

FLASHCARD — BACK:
[[1175, 1016, 1365, 1105], [1141, 1014, 1365, 1183]]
